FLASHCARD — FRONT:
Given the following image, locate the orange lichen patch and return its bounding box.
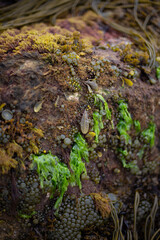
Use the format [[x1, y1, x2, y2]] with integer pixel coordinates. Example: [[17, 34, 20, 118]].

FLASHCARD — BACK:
[[6, 141, 23, 158], [0, 148, 18, 174], [90, 193, 111, 218]]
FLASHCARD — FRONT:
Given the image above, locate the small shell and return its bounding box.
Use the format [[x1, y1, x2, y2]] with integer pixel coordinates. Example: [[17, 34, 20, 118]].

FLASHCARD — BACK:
[[85, 80, 98, 91], [124, 78, 133, 86], [54, 96, 59, 107], [86, 84, 93, 93], [80, 109, 89, 134], [2, 109, 13, 120], [34, 100, 44, 113]]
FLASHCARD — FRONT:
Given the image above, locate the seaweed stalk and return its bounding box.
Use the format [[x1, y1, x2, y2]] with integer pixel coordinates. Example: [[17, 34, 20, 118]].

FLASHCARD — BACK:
[[145, 196, 159, 240]]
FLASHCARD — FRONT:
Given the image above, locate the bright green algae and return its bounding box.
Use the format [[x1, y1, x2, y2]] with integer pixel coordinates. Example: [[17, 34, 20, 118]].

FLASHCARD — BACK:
[[70, 132, 89, 189], [31, 133, 89, 210], [117, 100, 156, 169], [31, 152, 71, 210]]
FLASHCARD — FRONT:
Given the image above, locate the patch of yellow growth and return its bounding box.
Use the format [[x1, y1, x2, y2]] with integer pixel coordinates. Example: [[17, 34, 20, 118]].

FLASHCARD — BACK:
[[0, 24, 93, 58], [32, 128, 44, 138], [32, 33, 58, 53], [86, 131, 96, 140], [0, 103, 6, 111], [29, 140, 39, 154], [97, 151, 102, 157], [90, 193, 111, 218], [0, 146, 19, 174], [6, 141, 23, 158], [120, 44, 149, 66], [123, 77, 133, 87]]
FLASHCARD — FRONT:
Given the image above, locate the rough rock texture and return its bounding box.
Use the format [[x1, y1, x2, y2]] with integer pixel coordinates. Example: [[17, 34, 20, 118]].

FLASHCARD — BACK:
[[0, 11, 160, 240]]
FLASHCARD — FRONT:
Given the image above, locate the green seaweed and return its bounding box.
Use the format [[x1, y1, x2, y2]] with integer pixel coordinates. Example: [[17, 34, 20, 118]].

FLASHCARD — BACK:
[[19, 211, 36, 219], [137, 122, 155, 161], [118, 148, 137, 169], [31, 152, 71, 210], [134, 120, 141, 133], [118, 100, 132, 128], [117, 100, 156, 171], [96, 94, 111, 120], [156, 66, 160, 80], [92, 93, 111, 141], [31, 133, 89, 210], [141, 122, 155, 147], [117, 100, 132, 144], [70, 133, 89, 189], [93, 111, 104, 143]]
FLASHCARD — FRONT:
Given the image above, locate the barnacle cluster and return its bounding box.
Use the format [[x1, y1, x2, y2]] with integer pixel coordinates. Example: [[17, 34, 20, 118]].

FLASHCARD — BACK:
[[91, 59, 104, 79], [87, 164, 100, 184], [48, 195, 105, 240], [17, 172, 42, 215], [62, 52, 79, 66], [66, 75, 81, 92], [68, 126, 79, 140], [56, 134, 72, 148]]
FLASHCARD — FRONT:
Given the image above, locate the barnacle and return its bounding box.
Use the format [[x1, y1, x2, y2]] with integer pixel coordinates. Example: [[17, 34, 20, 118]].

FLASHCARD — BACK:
[[49, 194, 107, 240]]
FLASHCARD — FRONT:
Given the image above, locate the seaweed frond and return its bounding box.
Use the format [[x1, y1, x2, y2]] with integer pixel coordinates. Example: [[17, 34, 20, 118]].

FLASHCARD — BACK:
[[31, 152, 71, 210], [70, 132, 89, 189]]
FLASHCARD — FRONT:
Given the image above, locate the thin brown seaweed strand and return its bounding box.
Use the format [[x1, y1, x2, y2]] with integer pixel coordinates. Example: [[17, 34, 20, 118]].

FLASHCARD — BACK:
[[145, 196, 158, 240], [127, 230, 133, 240], [133, 0, 156, 68], [150, 228, 160, 240], [111, 202, 125, 240], [133, 191, 140, 240]]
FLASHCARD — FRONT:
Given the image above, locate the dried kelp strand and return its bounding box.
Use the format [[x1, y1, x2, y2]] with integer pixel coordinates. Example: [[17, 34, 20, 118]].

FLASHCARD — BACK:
[[80, 109, 89, 134]]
